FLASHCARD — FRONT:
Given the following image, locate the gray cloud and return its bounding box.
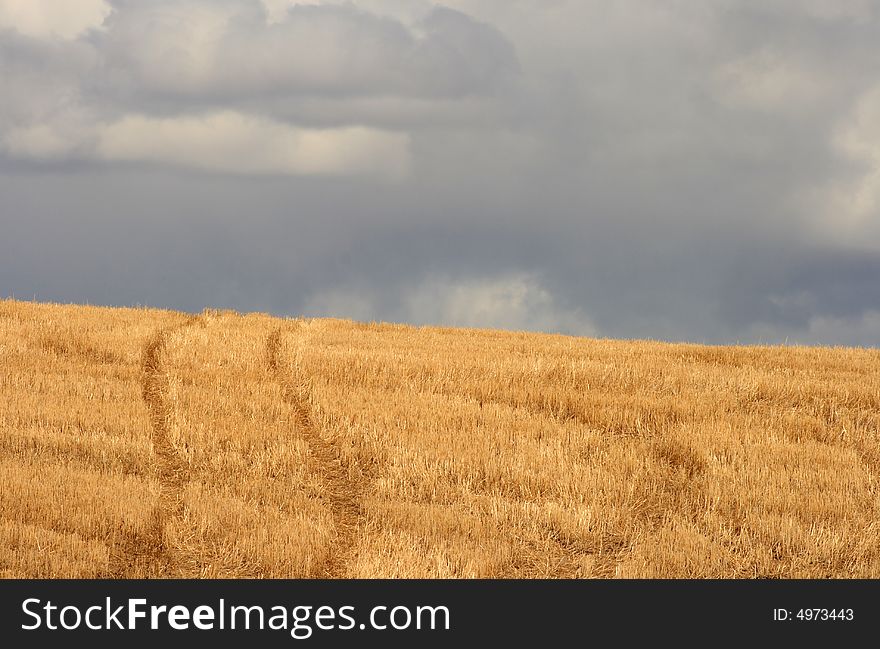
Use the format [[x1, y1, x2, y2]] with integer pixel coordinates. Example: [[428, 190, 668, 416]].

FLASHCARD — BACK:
[[100, 1, 518, 102], [303, 272, 596, 336], [1, 0, 879, 346]]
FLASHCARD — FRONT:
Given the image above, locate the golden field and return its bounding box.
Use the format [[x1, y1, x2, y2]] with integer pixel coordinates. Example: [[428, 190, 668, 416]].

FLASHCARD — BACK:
[[0, 298, 878, 578]]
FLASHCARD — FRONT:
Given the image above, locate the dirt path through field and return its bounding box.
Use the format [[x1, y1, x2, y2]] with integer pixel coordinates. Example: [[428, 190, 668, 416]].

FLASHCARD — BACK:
[[108, 315, 201, 577], [266, 323, 369, 578]]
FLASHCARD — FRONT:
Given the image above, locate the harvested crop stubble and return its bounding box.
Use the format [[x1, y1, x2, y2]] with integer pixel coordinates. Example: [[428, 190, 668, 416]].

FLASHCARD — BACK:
[[1, 299, 878, 578]]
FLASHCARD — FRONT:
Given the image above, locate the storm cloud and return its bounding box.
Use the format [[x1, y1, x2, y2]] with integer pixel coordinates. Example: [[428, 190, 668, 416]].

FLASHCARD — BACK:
[[1, 0, 879, 345]]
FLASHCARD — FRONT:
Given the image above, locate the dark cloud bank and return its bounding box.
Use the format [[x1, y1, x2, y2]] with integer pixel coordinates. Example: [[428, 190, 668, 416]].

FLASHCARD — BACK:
[[1, 0, 879, 346]]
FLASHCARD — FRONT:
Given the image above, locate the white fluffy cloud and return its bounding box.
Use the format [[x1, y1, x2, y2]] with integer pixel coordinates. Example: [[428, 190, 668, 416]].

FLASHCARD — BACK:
[[304, 273, 597, 336], [3, 110, 411, 178], [4, 120, 90, 159], [101, 1, 516, 99], [0, 0, 110, 39], [802, 310, 880, 346], [0, 0, 514, 178], [747, 309, 880, 347], [261, 0, 432, 27], [803, 85, 880, 249], [712, 48, 825, 112], [96, 112, 411, 178], [765, 0, 874, 22]]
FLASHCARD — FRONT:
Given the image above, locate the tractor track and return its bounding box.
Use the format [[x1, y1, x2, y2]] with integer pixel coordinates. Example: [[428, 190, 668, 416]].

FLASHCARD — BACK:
[[107, 315, 201, 577], [266, 323, 370, 578]]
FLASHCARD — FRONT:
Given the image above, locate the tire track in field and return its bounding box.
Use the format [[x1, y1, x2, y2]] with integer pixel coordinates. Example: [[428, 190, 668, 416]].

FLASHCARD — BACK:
[[267, 323, 370, 578], [505, 439, 708, 579], [108, 315, 201, 578]]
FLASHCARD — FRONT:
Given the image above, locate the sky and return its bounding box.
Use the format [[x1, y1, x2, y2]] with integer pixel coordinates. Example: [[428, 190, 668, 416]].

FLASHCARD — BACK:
[[1, 0, 879, 346]]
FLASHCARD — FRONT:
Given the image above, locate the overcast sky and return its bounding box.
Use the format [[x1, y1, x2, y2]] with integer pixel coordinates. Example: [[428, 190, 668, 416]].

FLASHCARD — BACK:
[[2, 0, 879, 346]]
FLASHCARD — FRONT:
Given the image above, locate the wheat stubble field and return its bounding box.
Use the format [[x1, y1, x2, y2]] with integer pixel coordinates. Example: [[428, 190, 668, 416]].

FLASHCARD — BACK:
[[1, 298, 878, 579]]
